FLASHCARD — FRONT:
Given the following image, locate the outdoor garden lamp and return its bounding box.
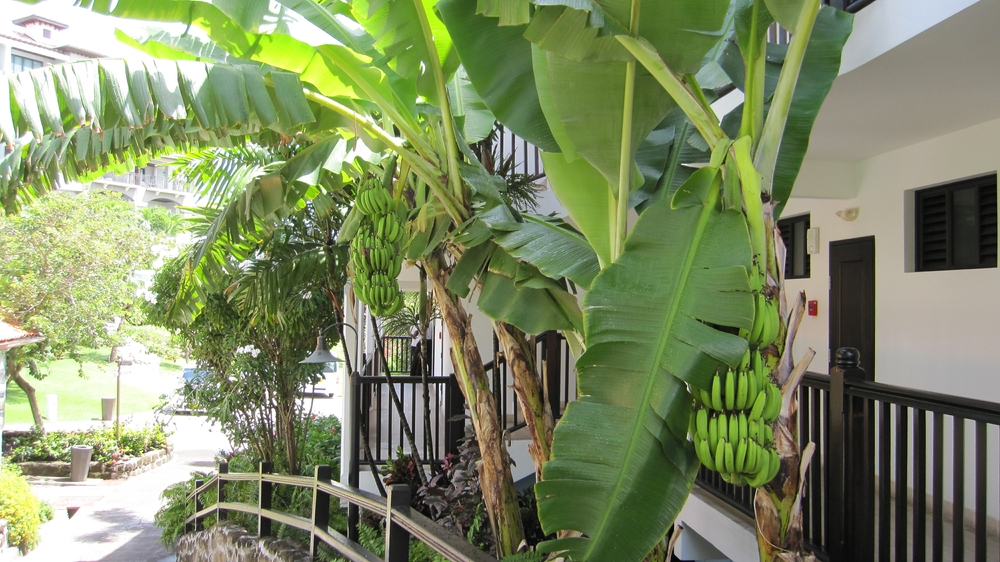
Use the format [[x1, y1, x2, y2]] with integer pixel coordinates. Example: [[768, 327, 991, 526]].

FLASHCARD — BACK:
[[300, 323, 356, 364]]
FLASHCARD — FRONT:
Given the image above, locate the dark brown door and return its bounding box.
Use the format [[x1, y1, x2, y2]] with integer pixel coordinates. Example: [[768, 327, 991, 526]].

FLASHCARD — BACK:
[[829, 237, 875, 379]]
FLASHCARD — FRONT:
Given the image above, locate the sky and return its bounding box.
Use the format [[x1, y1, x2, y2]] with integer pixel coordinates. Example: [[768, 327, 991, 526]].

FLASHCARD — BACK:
[[1, 0, 336, 58], [0, 0, 181, 59]]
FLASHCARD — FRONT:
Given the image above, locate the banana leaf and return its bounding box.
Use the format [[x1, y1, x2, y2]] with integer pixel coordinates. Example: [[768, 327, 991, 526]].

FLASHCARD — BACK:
[[535, 183, 754, 561], [437, 0, 559, 152], [770, 6, 852, 216], [0, 59, 315, 213]]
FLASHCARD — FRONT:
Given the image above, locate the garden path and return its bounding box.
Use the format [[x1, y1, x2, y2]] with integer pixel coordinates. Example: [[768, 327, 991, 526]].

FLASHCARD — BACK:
[[20, 414, 230, 562]]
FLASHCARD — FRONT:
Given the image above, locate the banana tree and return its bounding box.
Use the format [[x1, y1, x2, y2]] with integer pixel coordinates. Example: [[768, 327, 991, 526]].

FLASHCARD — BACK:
[[438, 0, 852, 560], [6, 0, 588, 554], [5, 0, 852, 559]]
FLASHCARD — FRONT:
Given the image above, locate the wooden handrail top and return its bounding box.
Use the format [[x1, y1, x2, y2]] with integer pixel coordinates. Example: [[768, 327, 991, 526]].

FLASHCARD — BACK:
[[801, 371, 831, 390], [845, 378, 1000, 424], [356, 375, 454, 384], [317, 479, 386, 513], [188, 475, 218, 499], [185, 504, 220, 527], [262, 473, 314, 487], [220, 472, 259, 482], [389, 505, 497, 562], [800, 371, 1000, 424], [314, 526, 382, 562], [217, 501, 259, 516], [261, 508, 312, 533]]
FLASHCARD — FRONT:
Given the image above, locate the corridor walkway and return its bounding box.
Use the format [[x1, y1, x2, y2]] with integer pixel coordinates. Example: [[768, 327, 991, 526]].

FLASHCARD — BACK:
[[20, 415, 230, 562]]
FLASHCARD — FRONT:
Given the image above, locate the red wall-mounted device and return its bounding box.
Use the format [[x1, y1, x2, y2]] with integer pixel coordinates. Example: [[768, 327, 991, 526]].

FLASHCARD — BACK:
[[808, 300, 818, 316]]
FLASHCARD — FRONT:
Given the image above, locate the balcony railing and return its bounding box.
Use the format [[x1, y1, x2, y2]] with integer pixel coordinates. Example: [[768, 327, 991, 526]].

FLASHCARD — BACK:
[[827, 0, 876, 13], [97, 170, 189, 192], [696, 349, 1000, 562], [354, 332, 576, 471]]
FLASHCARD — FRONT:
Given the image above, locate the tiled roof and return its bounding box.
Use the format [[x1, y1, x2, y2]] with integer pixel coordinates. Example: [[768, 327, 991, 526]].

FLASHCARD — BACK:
[[0, 320, 38, 343], [0, 27, 68, 60]]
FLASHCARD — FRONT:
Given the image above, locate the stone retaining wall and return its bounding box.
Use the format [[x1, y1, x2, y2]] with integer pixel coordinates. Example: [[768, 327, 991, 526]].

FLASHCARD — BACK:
[[15, 447, 172, 480], [176, 524, 311, 562]]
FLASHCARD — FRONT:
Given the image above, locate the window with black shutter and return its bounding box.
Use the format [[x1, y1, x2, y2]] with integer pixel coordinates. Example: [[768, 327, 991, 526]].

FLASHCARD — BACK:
[[915, 174, 997, 271], [777, 214, 810, 279]]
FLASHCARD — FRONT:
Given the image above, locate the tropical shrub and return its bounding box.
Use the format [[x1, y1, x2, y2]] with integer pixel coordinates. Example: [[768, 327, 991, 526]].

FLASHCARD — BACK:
[[118, 324, 184, 362], [0, 464, 43, 553], [153, 470, 215, 548], [301, 415, 342, 477], [6, 424, 168, 465]]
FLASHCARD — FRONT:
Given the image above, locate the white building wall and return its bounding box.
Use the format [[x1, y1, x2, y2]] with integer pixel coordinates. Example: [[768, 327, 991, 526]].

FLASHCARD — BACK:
[[784, 116, 1000, 403]]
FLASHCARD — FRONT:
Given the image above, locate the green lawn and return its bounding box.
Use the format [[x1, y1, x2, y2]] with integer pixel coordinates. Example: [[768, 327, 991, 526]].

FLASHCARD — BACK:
[[3, 348, 185, 425]]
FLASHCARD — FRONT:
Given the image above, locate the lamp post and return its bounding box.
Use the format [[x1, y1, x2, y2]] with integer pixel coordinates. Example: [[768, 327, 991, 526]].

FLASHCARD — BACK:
[[301, 322, 362, 539], [299, 325, 353, 366], [115, 356, 133, 442]]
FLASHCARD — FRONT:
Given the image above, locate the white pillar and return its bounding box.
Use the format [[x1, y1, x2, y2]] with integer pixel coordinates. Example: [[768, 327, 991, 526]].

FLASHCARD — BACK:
[[0, 42, 10, 74], [46, 394, 58, 423], [339, 288, 359, 487]]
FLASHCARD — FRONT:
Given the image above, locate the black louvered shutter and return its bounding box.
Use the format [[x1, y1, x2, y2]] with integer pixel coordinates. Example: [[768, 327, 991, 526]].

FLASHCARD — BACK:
[[916, 175, 997, 271]]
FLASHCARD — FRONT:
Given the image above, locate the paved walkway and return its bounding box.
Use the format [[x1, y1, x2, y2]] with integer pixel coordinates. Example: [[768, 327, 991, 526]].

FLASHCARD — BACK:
[[19, 415, 230, 562]]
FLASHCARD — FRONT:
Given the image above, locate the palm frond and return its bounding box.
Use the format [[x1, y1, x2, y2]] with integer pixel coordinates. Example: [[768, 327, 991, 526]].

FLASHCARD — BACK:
[[171, 144, 280, 209]]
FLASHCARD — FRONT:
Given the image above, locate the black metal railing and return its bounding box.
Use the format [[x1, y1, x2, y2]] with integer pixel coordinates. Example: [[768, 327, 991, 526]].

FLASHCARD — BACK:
[[496, 125, 543, 179], [357, 331, 578, 468], [489, 331, 577, 435], [696, 349, 1000, 562], [827, 0, 876, 13], [184, 462, 493, 562], [355, 374, 461, 466]]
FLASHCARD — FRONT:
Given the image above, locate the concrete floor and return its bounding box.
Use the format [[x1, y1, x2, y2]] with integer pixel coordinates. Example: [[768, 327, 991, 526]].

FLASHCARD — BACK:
[[20, 415, 230, 562]]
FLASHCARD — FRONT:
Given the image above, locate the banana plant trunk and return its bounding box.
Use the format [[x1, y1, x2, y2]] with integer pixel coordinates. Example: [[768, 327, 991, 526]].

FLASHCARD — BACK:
[[426, 253, 525, 557], [755, 211, 818, 562], [493, 321, 554, 479]]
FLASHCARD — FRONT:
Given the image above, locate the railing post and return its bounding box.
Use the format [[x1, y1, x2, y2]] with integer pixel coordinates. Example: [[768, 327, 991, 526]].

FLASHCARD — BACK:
[[349, 375, 361, 543], [194, 479, 204, 532], [259, 461, 273, 538], [444, 374, 465, 456], [385, 484, 411, 562], [312, 465, 331, 558], [217, 462, 228, 522], [184, 480, 193, 534], [543, 331, 562, 417], [828, 347, 874, 562]]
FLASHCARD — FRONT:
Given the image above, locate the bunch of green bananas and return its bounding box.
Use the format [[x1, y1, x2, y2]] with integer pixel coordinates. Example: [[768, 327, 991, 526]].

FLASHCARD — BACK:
[[689, 349, 783, 487], [745, 268, 781, 349], [349, 180, 405, 317]]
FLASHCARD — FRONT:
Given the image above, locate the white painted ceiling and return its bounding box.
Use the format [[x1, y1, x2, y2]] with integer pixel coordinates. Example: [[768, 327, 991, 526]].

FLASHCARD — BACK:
[[806, 0, 1000, 162]]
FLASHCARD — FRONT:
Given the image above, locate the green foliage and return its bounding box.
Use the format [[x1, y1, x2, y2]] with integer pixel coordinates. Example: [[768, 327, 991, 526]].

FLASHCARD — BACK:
[[118, 324, 184, 361], [0, 191, 155, 365], [6, 423, 168, 465], [153, 471, 213, 548], [350, 521, 446, 562], [381, 447, 426, 504], [0, 57, 319, 214], [38, 501, 54, 523], [500, 552, 547, 562], [145, 251, 334, 473], [141, 206, 184, 236], [417, 437, 493, 552], [0, 464, 43, 554], [301, 415, 342, 477]]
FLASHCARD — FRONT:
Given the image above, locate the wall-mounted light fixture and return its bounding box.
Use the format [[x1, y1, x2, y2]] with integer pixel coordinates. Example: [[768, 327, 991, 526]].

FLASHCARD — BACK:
[[836, 207, 860, 221]]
